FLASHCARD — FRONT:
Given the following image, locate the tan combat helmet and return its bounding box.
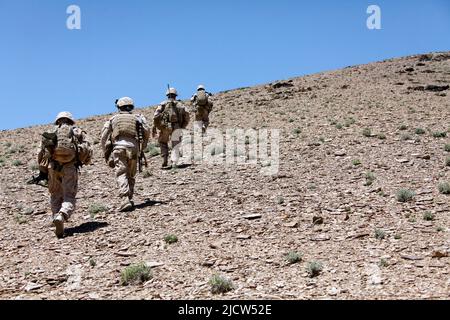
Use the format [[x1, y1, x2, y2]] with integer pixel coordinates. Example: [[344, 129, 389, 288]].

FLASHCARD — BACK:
[[166, 87, 178, 97], [116, 97, 135, 109], [55, 111, 75, 125], [197, 85, 205, 91]]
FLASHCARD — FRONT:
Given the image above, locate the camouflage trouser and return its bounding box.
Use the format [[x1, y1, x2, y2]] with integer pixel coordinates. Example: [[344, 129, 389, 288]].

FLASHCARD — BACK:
[[158, 126, 182, 164], [194, 108, 210, 132], [48, 162, 78, 219], [112, 147, 137, 199]]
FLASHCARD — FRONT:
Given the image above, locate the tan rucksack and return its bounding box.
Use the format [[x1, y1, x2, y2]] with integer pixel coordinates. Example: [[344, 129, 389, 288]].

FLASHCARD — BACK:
[[156, 101, 180, 130], [196, 91, 208, 107], [111, 113, 138, 141], [52, 124, 77, 164]]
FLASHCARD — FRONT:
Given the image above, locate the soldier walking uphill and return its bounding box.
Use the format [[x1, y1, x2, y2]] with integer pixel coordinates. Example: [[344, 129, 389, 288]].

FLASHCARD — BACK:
[[152, 88, 190, 169], [101, 97, 150, 212], [191, 85, 213, 134], [38, 112, 93, 238]]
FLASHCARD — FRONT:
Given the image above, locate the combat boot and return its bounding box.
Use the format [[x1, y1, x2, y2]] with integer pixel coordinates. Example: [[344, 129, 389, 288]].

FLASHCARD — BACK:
[[119, 198, 134, 212], [53, 213, 65, 238], [162, 156, 169, 169]]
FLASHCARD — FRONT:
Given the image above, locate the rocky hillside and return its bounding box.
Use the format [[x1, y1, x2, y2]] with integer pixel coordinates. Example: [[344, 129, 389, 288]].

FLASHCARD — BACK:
[[0, 52, 449, 300]]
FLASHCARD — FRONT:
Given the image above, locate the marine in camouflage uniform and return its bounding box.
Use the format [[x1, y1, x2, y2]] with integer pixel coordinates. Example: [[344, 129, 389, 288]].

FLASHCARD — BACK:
[[101, 97, 150, 212], [152, 88, 190, 168], [37, 112, 92, 238], [191, 85, 213, 134]]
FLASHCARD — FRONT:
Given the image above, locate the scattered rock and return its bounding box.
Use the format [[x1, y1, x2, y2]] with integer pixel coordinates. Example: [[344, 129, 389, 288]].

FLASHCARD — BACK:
[[432, 249, 449, 259], [23, 282, 44, 292], [272, 81, 294, 89], [145, 261, 164, 268], [201, 260, 216, 267], [334, 150, 346, 157], [401, 254, 424, 261], [425, 85, 449, 92], [313, 216, 324, 225], [283, 221, 298, 228], [328, 287, 339, 296], [242, 214, 262, 220], [408, 85, 449, 92], [348, 233, 369, 240], [310, 234, 331, 242], [114, 252, 136, 257], [209, 242, 222, 249]]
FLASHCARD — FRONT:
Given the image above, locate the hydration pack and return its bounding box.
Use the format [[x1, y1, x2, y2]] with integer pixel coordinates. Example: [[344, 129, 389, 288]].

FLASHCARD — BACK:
[[196, 91, 209, 107], [50, 124, 77, 164]]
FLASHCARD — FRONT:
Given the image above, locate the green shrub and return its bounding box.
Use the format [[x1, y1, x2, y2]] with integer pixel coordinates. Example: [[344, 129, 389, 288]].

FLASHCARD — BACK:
[[344, 118, 356, 127], [446, 157, 450, 167], [396, 189, 415, 203], [352, 159, 361, 166], [14, 214, 28, 225], [121, 263, 152, 286], [277, 196, 285, 205], [445, 144, 450, 152], [143, 171, 153, 178], [286, 252, 302, 265], [375, 229, 386, 240], [379, 259, 389, 268], [12, 160, 22, 167], [306, 261, 323, 278], [209, 274, 233, 294], [362, 128, 372, 137], [145, 144, 161, 157], [377, 134, 386, 140], [399, 125, 408, 131], [433, 131, 447, 138], [401, 134, 413, 141], [364, 172, 376, 186], [415, 128, 426, 135], [29, 163, 39, 171], [89, 203, 107, 216], [423, 211, 435, 221], [438, 182, 450, 195], [164, 234, 178, 244]]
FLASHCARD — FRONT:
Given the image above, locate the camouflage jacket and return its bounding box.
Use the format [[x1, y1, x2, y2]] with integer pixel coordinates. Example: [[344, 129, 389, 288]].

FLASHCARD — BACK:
[[153, 100, 190, 131], [100, 112, 150, 159], [38, 125, 92, 172]]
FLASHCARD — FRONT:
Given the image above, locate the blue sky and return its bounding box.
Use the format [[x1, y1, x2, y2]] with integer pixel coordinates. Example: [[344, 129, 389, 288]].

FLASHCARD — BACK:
[[0, 0, 449, 130]]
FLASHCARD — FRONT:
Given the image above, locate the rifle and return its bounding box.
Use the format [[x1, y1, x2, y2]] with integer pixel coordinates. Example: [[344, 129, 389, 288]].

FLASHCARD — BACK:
[[27, 171, 48, 187], [136, 119, 148, 173]]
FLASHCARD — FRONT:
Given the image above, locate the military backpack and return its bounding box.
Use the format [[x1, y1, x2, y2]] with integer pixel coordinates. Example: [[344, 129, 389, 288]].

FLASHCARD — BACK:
[[196, 90, 209, 107], [42, 124, 77, 164]]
